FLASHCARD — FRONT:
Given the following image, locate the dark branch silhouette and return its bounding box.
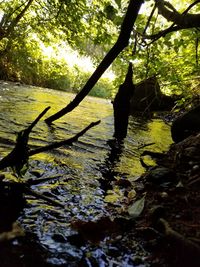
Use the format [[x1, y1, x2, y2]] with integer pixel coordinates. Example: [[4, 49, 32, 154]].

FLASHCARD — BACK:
[[29, 120, 101, 156], [141, 0, 200, 44], [0, 108, 100, 174], [113, 63, 135, 139], [0, 107, 50, 174], [45, 0, 143, 124]]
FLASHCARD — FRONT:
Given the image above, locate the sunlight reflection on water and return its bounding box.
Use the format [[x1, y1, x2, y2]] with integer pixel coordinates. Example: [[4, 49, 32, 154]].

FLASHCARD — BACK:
[[0, 81, 172, 266]]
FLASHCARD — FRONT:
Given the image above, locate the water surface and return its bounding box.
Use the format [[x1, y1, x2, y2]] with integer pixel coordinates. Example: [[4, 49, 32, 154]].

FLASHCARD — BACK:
[[0, 81, 172, 266]]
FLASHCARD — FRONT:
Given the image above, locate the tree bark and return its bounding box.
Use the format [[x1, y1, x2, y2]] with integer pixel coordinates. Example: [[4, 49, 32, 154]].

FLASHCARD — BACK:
[[45, 0, 143, 124], [113, 62, 135, 139], [155, 0, 200, 28]]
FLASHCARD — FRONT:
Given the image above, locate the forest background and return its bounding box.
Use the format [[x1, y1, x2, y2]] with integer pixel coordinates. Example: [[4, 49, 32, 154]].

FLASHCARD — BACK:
[[0, 0, 199, 102]]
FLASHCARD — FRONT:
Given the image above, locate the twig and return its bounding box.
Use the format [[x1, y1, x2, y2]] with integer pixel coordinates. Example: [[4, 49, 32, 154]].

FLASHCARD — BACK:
[[0, 107, 50, 173], [29, 120, 101, 156], [138, 142, 155, 149], [143, 4, 157, 35], [25, 106, 51, 135]]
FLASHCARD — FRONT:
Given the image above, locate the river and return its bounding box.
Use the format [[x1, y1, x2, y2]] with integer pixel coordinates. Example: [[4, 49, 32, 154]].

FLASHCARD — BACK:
[[0, 81, 172, 266]]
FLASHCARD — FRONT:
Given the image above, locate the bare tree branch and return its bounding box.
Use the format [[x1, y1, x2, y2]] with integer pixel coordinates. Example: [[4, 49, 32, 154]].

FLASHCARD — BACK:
[[0, 114, 100, 174], [45, 0, 143, 124], [143, 3, 157, 35], [142, 0, 200, 43], [29, 120, 101, 156], [155, 0, 200, 28]]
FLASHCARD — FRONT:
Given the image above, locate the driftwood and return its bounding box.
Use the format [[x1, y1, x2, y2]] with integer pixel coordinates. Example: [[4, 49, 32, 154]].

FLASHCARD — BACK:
[[29, 120, 100, 156], [113, 62, 135, 139], [1, 179, 65, 208], [0, 108, 101, 210], [0, 107, 101, 175], [0, 107, 50, 175]]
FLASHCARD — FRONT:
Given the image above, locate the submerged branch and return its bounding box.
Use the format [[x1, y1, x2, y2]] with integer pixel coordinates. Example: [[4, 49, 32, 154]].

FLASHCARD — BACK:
[[0, 114, 100, 174], [29, 120, 101, 156], [0, 107, 50, 173]]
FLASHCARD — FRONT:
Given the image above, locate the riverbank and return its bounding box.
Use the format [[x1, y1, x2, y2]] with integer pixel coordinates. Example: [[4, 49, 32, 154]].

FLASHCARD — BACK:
[[138, 132, 200, 266]]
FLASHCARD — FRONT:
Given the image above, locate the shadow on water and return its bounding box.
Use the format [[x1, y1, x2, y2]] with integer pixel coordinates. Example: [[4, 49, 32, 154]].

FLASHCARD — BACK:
[[98, 138, 125, 192], [0, 81, 173, 266]]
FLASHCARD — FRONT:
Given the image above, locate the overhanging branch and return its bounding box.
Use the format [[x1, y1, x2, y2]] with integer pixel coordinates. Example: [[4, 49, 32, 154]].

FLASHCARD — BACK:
[[143, 0, 200, 43], [155, 0, 200, 28], [45, 0, 143, 124]]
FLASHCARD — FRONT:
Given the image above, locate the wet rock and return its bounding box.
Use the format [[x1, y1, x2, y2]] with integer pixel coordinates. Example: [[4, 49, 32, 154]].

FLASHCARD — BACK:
[[130, 76, 176, 113], [52, 233, 67, 243], [132, 256, 144, 265], [67, 234, 86, 247], [107, 246, 121, 257], [144, 167, 176, 187], [171, 105, 200, 143], [166, 132, 200, 183], [29, 169, 43, 178], [0, 181, 26, 232], [158, 192, 168, 200]]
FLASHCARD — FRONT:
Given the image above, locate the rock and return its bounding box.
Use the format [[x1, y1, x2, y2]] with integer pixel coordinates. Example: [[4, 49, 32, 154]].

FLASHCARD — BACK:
[[166, 132, 200, 182], [130, 77, 175, 113], [171, 105, 200, 143], [144, 166, 176, 187]]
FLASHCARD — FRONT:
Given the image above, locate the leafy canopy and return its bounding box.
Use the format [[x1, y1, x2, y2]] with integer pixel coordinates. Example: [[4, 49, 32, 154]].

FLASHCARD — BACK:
[[0, 0, 199, 98]]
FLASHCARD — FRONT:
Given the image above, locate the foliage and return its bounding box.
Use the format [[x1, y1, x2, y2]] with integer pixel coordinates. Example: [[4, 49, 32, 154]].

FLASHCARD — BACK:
[[0, 0, 120, 97], [125, 0, 200, 97], [0, 0, 200, 101]]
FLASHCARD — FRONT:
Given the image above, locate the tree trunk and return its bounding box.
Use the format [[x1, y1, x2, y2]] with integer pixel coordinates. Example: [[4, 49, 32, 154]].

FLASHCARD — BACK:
[[45, 0, 143, 124]]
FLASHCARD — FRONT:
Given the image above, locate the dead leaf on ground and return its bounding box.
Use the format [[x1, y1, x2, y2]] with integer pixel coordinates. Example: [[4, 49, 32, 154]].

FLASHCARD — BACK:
[[128, 194, 146, 219]]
